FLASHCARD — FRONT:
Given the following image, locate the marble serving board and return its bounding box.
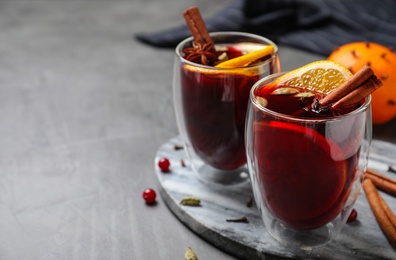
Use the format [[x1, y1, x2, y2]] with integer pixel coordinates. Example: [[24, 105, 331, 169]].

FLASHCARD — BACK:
[[154, 136, 396, 260]]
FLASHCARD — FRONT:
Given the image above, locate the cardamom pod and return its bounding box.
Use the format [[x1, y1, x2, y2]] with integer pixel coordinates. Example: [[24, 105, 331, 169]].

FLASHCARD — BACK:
[[180, 196, 201, 206], [185, 247, 198, 260]]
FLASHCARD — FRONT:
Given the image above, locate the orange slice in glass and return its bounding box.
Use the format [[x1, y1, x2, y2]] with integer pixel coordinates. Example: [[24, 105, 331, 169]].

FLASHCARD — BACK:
[[274, 60, 353, 94], [254, 121, 348, 229], [215, 45, 274, 68]]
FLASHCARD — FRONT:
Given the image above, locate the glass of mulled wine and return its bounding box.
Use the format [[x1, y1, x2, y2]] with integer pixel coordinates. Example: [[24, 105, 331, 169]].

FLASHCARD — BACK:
[[245, 73, 372, 248], [173, 32, 279, 186]]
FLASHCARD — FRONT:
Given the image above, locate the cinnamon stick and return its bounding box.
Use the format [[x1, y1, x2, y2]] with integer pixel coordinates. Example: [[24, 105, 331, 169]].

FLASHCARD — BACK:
[[320, 66, 373, 106], [332, 75, 382, 110], [319, 66, 383, 111], [183, 6, 214, 47], [379, 194, 396, 229], [363, 178, 396, 248], [365, 169, 396, 196], [366, 169, 396, 185]]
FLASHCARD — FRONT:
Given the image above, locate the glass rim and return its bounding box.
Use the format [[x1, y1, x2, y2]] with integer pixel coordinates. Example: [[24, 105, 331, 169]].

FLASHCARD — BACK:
[[250, 72, 372, 123], [175, 31, 279, 70]]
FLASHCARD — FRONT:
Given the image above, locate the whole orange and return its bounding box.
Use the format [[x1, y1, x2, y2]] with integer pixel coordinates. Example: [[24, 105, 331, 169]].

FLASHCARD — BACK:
[[328, 42, 396, 125]]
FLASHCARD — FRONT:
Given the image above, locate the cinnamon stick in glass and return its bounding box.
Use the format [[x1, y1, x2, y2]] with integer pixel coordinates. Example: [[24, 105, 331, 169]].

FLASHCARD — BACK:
[[319, 66, 383, 111], [183, 6, 214, 49]]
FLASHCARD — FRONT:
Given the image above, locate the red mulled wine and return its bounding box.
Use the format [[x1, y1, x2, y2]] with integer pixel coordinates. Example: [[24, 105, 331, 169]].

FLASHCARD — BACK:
[[180, 44, 269, 170], [252, 84, 365, 229]]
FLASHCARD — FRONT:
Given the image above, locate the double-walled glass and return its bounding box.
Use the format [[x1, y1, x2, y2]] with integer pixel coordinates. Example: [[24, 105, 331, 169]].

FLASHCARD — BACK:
[[246, 73, 372, 248], [173, 32, 279, 186]]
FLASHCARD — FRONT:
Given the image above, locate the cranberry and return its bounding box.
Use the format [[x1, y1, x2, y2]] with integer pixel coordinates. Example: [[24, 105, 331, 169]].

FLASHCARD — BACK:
[[142, 188, 157, 204], [347, 208, 358, 223], [158, 157, 170, 172]]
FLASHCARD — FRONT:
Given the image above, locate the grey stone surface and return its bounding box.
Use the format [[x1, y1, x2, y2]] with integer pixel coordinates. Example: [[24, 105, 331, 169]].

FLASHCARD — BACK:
[[0, 0, 395, 259]]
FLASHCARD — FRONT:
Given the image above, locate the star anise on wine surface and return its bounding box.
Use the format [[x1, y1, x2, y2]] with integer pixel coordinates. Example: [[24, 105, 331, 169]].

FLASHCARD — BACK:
[[182, 41, 218, 66]]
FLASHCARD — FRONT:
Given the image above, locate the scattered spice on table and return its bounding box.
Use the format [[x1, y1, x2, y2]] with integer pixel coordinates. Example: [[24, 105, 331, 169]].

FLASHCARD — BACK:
[[180, 196, 201, 206], [174, 145, 184, 150], [379, 193, 396, 228], [365, 169, 396, 196], [185, 246, 198, 260], [226, 216, 249, 223], [363, 175, 396, 248], [389, 166, 396, 174], [246, 198, 253, 208]]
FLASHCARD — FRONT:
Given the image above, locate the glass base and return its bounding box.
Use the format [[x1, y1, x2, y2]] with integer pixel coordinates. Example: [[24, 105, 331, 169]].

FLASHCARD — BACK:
[[193, 163, 250, 187], [268, 219, 337, 250]]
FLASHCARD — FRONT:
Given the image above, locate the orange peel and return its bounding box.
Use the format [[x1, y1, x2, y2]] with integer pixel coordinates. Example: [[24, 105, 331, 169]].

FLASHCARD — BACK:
[[215, 45, 274, 68]]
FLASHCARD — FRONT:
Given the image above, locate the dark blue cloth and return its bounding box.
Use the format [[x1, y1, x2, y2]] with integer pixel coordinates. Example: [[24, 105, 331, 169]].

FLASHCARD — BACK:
[[135, 0, 396, 56]]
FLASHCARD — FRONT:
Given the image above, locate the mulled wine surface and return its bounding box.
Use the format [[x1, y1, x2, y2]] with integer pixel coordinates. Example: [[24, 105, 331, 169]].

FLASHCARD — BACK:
[[253, 84, 364, 229], [180, 45, 264, 170]]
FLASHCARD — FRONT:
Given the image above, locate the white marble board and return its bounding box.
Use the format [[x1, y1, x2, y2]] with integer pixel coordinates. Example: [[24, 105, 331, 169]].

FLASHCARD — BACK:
[[154, 136, 396, 260]]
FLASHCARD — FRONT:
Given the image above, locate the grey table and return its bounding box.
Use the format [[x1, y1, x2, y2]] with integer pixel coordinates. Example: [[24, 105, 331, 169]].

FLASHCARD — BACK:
[[0, 1, 395, 260]]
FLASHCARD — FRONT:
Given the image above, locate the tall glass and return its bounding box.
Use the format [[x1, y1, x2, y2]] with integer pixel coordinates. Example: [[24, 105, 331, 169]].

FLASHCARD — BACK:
[[173, 32, 279, 186], [246, 73, 372, 248]]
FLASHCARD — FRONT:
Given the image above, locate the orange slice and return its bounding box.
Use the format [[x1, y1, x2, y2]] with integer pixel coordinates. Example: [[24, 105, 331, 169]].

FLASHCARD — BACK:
[[183, 64, 261, 77], [215, 45, 274, 68], [274, 60, 353, 94], [254, 121, 348, 229]]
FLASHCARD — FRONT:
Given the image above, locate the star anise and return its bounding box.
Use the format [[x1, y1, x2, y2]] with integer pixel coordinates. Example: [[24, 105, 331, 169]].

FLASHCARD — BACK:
[[182, 41, 218, 66]]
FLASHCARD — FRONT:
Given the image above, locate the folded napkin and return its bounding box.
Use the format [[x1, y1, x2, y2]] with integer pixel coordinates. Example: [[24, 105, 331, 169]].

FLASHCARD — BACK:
[[135, 0, 396, 56]]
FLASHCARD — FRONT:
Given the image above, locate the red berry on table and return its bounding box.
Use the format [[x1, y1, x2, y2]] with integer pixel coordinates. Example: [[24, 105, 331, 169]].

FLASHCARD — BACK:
[[158, 157, 170, 172], [347, 208, 358, 223], [142, 188, 157, 204]]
